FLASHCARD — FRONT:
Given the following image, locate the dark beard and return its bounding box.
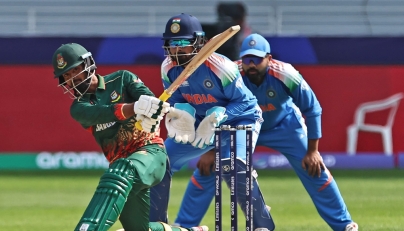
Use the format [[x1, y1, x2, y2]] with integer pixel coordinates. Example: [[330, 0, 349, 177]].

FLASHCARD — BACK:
[[171, 52, 193, 66], [74, 77, 91, 95], [245, 68, 266, 85]]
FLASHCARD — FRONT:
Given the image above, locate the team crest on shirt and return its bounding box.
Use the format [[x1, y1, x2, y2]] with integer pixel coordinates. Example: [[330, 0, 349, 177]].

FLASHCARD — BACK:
[[203, 79, 214, 89], [222, 165, 230, 172], [267, 89, 276, 98], [110, 90, 121, 102]]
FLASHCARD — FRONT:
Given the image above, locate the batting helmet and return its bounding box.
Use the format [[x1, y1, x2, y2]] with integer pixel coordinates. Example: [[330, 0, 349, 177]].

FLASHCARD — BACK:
[[52, 43, 96, 98]]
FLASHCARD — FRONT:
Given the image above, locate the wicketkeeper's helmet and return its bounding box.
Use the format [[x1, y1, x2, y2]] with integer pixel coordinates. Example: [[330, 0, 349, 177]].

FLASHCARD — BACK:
[[162, 13, 206, 65]]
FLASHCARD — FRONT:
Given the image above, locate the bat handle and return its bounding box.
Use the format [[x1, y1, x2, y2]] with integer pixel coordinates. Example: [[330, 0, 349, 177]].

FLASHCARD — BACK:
[[135, 120, 143, 130], [135, 90, 172, 130]]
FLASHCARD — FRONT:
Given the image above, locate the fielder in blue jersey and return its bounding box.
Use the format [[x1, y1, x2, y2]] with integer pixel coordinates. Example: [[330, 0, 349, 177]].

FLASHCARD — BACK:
[[149, 14, 275, 231], [174, 34, 359, 231]]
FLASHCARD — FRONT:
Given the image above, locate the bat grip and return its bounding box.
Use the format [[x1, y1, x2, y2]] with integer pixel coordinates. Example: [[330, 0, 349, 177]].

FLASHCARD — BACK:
[[135, 90, 172, 130], [159, 90, 171, 102]]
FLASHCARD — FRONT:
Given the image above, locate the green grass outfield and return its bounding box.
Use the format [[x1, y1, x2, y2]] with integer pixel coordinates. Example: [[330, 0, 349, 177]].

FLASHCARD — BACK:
[[1, 169, 403, 231]]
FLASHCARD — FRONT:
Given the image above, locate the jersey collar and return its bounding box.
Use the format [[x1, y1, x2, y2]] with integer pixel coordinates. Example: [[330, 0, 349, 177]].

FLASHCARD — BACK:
[[96, 74, 106, 90]]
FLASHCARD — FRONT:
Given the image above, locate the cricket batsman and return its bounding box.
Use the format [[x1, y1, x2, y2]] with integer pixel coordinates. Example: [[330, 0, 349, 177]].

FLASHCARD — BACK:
[[52, 42, 208, 231]]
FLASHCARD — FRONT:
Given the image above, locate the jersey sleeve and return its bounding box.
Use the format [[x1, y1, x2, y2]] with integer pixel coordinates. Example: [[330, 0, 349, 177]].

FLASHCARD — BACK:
[[70, 100, 119, 128], [113, 70, 155, 121], [270, 59, 322, 139], [208, 55, 252, 121], [161, 58, 187, 105], [123, 70, 155, 99]]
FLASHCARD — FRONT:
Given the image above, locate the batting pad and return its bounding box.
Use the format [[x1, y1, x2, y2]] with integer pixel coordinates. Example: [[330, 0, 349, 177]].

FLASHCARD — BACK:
[[75, 158, 135, 231]]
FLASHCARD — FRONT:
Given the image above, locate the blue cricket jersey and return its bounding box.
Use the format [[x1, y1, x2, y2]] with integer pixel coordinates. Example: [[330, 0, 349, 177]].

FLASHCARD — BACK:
[[161, 53, 262, 125], [237, 59, 322, 139]]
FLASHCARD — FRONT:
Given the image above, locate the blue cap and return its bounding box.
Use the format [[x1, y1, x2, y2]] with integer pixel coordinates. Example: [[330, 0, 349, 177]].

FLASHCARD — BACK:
[[239, 33, 271, 58], [162, 13, 204, 40]]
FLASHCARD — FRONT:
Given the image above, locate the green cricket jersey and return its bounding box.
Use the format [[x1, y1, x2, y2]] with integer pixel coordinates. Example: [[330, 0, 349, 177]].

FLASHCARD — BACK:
[[70, 70, 164, 163]]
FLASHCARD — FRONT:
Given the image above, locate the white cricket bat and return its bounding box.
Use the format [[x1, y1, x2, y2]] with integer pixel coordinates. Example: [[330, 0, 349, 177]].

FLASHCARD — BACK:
[[136, 25, 240, 130]]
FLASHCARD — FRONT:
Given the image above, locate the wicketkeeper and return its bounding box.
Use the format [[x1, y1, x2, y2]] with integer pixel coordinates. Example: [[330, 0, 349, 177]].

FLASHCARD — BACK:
[[148, 13, 275, 231]]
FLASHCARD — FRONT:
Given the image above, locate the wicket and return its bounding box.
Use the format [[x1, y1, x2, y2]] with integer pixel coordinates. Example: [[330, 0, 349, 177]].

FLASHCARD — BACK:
[[214, 125, 253, 231]]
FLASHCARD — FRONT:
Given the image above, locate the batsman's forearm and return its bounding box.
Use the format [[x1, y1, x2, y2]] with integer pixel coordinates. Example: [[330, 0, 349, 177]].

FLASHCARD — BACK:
[[122, 103, 136, 119], [112, 103, 136, 121]]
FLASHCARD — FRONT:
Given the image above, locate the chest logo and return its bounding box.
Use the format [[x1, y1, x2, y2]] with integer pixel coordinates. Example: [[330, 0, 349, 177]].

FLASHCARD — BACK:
[[110, 91, 121, 103], [204, 79, 214, 89], [182, 93, 218, 105], [267, 89, 276, 98]]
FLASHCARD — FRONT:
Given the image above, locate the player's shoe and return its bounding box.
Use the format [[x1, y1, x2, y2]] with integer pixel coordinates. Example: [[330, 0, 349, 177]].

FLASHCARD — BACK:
[[266, 204, 271, 211], [345, 222, 359, 231], [190, 225, 209, 231]]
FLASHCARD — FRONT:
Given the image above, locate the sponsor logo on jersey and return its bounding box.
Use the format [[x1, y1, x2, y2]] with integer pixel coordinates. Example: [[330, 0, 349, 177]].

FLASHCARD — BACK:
[[260, 103, 276, 112], [56, 53, 67, 69], [95, 122, 116, 132], [267, 89, 276, 98], [203, 79, 214, 89], [182, 93, 218, 105], [180, 81, 189, 87], [110, 91, 121, 102]]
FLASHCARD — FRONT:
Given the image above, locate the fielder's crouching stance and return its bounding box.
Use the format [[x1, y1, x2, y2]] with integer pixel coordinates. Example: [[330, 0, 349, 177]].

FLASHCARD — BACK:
[[148, 13, 275, 231], [52, 43, 207, 231]]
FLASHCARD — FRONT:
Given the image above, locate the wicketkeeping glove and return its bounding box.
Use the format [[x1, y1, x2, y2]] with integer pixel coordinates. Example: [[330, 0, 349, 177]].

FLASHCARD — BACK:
[[134, 95, 170, 120], [135, 114, 160, 133], [165, 103, 196, 144], [192, 106, 228, 149]]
